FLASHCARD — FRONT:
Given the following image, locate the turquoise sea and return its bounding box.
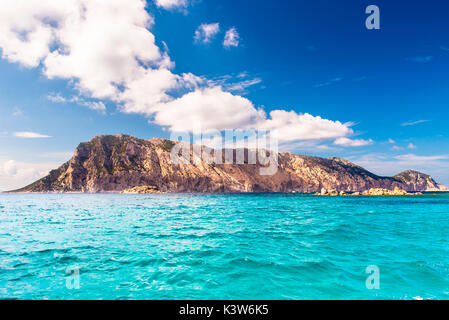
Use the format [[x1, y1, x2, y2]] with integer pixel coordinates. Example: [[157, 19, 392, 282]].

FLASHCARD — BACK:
[[1, 193, 449, 300]]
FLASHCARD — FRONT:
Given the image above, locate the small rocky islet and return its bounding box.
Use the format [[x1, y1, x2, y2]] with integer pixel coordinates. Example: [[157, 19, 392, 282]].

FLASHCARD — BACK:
[[120, 186, 161, 194], [315, 187, 423, 196]]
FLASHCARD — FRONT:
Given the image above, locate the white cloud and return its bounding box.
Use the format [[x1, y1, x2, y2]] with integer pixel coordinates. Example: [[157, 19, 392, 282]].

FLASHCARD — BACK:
[[334, 137, 373, 147], [223, 27, 240, 48], [0, 1, 357, 147], [0, 0, 64, 68], [258, 111, 353, 143], [194, 23, 220, 44], [42, 0, 168, 100], [407, 142, 417, 149], [150, 86, 354, 144], [155, 0, 188, 10], [14, 131, 52, 138], [153, 86, 265, 131], [388, 138, 395, 144]]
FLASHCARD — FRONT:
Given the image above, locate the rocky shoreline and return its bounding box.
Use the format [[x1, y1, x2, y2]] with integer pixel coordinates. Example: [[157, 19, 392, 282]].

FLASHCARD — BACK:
[[118, 186, 425, 196], [315, 187, 423, 196], [120, 186, 162, 194]]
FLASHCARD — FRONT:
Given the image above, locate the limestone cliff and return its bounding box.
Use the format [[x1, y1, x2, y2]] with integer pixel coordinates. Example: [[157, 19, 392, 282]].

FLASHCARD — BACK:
[[11, 134, 448, 193]]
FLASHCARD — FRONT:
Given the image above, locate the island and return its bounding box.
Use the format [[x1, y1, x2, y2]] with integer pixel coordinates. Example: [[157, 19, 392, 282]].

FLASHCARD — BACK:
[[9, 134, 449, 194]]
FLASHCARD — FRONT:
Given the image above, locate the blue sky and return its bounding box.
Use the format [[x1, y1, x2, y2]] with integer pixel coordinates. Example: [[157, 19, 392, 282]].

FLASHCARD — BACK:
[[1, 0, 449, 190]]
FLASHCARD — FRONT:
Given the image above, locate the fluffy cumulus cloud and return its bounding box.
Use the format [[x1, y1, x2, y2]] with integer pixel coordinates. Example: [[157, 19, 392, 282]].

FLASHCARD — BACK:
[[0, 0, 363, 146], [194, 23, 220, 43], [153, 86, 265, 131], [223, 27, 240, 48], [155, 0, 188, 10], [259, 111, 353, 142], [0, 0, 63, 67]]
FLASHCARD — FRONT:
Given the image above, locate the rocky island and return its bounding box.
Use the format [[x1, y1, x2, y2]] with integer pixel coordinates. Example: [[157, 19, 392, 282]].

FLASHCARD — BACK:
[[10, 134, 449, 194], [120, 186, 161, 194], [316, 187, 423, 196]]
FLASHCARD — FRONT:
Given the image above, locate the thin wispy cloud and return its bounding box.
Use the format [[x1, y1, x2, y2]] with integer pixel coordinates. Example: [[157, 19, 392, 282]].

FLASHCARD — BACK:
[[333, 137, 373, 147], [47, 93, 106, 113], [225, 78, 262, 93], [209, 73, 262, 94], [11, 107, 23, 117], [13, 132, 52, 138], [407, 56, 433, 63], [314, 77, 343, 88], [401, 120, 431, 126], [440, 46, 449, 52]]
